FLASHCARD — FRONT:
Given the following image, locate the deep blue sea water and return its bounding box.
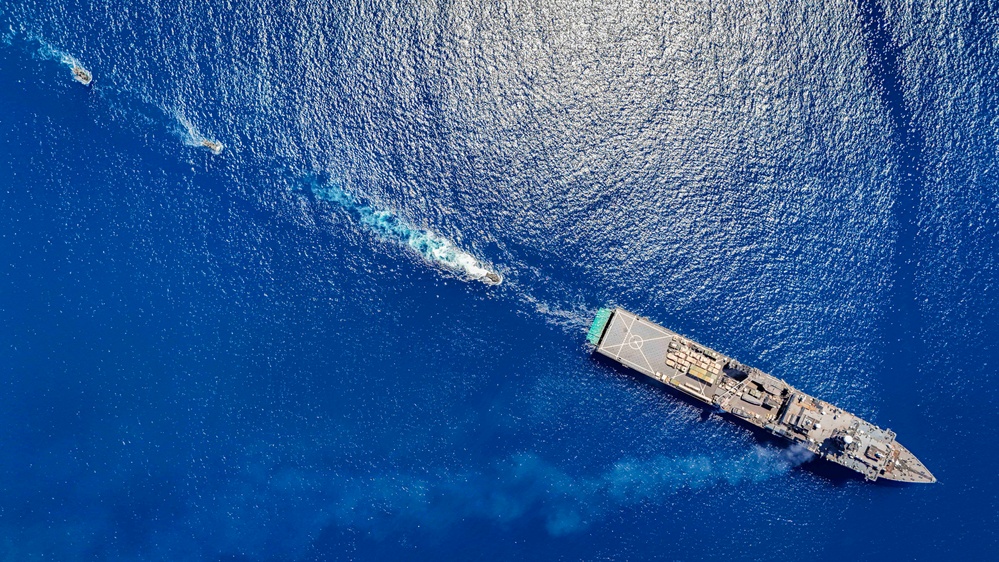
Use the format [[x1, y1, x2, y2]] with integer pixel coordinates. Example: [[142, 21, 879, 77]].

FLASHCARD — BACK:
[[1, 0, 997, 559]]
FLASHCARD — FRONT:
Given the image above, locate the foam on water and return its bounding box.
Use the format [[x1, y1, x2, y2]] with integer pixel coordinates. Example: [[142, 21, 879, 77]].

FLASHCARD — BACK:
[[15, 35, 90, 85], [517, 292, 596, 334], [3, 2, 992, 556], [32, 37, 72, 64], [311, 183, 502, 286], [174, 111, 224, 155]]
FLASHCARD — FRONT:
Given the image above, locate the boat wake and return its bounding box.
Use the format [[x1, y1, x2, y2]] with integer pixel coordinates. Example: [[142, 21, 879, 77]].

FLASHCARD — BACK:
[[328, 447, 808, 536], [174, 112, 223, 155], [311, 183, 502, 285], [183, 444, 811, 559], [517, 292, 596, 334], [21, 37, 92, 86]]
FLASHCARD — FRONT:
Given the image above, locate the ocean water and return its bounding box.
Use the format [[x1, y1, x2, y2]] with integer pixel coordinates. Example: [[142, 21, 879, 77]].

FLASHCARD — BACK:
[[0, 0, 996, 559]]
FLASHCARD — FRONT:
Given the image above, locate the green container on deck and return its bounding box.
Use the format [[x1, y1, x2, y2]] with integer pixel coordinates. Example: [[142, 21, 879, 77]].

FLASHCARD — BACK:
[[586, 308, 613, 345]]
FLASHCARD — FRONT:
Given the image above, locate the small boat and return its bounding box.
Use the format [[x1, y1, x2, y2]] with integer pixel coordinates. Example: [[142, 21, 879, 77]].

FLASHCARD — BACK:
[[70, 63, 92, 86], [482, 272, 503, 285], [200, 139, 224, 155]]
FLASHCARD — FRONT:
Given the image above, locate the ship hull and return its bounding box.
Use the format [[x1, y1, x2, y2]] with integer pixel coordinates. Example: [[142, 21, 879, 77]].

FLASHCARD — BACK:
[[588, 308, 935, 483]]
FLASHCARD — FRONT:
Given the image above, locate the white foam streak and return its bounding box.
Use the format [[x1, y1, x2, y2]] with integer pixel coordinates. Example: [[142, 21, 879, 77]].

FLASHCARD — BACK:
[[313, 184, 502, 285], [28, 39, 90, 84], [173, 112, 223, 154]]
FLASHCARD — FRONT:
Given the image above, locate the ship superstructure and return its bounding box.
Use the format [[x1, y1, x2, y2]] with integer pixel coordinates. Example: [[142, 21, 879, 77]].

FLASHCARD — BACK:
[[587, 308, 935, 483]]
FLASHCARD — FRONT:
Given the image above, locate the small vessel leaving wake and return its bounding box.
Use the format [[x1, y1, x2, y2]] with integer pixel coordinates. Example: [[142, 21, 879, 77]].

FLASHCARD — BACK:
[[34, 42, 92, 86], [311, 184, 502, 285], [20, 38, 91, 86], [69, 62, 92, 86], [173, 113, 223, 155], [55, 52, 91, 86], [200, 139, 224, 155]]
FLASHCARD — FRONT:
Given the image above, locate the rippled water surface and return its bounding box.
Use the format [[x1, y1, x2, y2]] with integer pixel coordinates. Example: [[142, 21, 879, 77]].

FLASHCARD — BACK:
[[1, 0, 996, 559]]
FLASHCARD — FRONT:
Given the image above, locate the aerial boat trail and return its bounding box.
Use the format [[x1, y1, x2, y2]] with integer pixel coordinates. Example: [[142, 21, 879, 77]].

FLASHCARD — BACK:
[[13, 34, 498, 286], [28, 39, 92, 86], [14, 31, 931, 487], [311, 183, 502, 285], [175, 113, 224, 155]]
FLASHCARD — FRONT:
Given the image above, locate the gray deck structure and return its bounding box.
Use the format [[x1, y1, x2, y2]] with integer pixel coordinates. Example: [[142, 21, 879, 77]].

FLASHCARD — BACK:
[[590, 308, 935, 483]]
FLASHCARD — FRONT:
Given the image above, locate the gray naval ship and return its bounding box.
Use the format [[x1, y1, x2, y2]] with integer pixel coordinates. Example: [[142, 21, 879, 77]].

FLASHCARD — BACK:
[[587, 308, 935, 483]]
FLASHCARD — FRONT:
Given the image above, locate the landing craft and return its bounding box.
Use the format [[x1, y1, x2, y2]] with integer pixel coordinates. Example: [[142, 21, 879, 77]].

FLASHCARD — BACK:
[[450, 261, 501, 285], [431, 242, 501, 285], [463, 261, 501, 285], [587, 308, 935, 483], [200, 139, 223, 155], [70, 63, 92, 86]]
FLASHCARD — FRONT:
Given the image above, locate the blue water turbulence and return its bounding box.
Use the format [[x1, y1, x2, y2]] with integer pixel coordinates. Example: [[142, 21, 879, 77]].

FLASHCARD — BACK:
[[308, 181, 502, 285], [1, 0, 998, 560]]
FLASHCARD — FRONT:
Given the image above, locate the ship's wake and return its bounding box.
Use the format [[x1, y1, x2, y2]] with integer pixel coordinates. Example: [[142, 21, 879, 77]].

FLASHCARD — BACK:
[[179, 444, 813, 559], [311, 183, 502, 285], [326, 446, 813, 537], [173, 112, 224, 155], [14, 35, 91, 85]]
